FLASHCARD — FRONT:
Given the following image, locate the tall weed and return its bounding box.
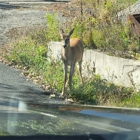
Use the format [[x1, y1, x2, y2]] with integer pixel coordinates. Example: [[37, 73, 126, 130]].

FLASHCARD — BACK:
[[46, 13, 61, 41], [67, 0, 139, 55]]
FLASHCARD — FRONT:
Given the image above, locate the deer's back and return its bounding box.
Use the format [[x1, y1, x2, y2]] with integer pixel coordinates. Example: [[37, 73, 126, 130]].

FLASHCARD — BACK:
[[70, 38, 83, 62]]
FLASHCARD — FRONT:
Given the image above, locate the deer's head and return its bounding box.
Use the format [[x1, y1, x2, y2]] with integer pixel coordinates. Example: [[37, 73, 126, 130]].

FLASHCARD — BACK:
[[60, 28, 74, 48]]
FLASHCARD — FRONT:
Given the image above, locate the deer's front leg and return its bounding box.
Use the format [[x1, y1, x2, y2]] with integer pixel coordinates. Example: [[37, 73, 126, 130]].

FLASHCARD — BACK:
[[69, 64, 75, 90], [61, 64, 68, 97]]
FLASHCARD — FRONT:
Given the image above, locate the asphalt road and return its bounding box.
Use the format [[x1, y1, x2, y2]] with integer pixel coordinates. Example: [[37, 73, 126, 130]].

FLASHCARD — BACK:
[[0, 1, 67, 104], [0, 62, 66, 104]]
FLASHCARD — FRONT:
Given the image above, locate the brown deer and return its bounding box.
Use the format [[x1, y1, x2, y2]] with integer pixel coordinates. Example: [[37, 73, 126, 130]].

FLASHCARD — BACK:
[[60, 28, 84, 97]]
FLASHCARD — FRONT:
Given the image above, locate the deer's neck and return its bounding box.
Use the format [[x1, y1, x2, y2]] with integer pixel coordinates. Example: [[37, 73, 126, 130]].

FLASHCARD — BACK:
[[62, 45, 72, 62]]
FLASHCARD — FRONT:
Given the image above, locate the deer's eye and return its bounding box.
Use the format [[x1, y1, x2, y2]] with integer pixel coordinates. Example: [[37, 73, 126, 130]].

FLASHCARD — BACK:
[[66, 38, 69, 42]]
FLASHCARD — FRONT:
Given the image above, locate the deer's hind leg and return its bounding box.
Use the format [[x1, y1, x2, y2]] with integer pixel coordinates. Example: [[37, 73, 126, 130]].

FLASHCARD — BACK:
[[78, 61, 83, 84]]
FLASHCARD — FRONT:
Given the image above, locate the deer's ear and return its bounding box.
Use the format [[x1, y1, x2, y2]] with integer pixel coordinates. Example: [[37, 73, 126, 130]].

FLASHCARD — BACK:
[[59, 29, 64, 39], [60, 29, 64, 34], [69, 28, 74, 36]]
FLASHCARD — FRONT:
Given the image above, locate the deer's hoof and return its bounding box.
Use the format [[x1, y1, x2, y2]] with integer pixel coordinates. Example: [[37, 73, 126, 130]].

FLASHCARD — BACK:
[[59, 93, 65, 98], [65, 98, 74, 103]]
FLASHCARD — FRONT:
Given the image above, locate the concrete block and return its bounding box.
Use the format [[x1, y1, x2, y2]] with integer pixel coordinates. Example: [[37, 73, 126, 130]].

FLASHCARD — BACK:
[[47, 41, 62, 62], [47, 42, 140, 90]]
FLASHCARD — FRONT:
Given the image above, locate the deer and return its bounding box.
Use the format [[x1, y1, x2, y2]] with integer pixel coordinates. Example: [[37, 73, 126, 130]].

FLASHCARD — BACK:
[[59, 28, 84, 97]]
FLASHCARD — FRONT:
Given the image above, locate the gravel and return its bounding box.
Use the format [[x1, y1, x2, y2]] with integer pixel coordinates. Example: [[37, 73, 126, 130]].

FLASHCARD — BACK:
[[0, 4, 47, 46]]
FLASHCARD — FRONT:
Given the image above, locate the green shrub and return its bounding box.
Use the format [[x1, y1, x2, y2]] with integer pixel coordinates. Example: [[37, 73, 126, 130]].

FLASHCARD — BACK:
[[68, 74, 135, 105], [6, 38, 47, 69], [67, 0, 139, 55], [46, 13, 61, 41]]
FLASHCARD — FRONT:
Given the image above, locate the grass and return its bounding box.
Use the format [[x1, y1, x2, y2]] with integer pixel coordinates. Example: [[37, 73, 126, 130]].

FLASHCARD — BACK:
[[2, 0, 140, 107]]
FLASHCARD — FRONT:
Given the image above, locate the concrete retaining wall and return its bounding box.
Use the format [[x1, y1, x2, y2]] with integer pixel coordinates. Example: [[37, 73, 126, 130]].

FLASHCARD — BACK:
[[48, 42, 140, 90]]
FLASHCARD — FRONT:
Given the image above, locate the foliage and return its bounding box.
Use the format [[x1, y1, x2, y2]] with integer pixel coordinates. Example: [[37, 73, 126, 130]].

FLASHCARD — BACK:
[[43, 60, 63, 92], [120, 92, 140, 107], [68, 74, 135, 105], [6, 38, 47, 70], [66, 0, 139, 56], [46, 13, 61, 41]]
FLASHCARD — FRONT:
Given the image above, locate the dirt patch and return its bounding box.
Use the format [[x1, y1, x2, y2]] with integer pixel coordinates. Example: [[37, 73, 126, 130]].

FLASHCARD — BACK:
[[0, 0, 90, 48]]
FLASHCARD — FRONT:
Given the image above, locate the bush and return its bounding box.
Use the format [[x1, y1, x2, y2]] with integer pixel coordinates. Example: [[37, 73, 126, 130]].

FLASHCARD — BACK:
[[66, 0, 139, 56], [46, 13, 61, 41], [68, 74, 135, 105]]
